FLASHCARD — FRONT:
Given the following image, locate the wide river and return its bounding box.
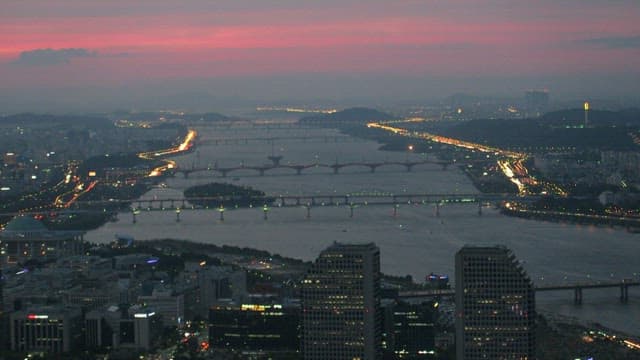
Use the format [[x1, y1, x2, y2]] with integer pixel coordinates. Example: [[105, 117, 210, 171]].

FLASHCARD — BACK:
[[86, 123, 640, 335]]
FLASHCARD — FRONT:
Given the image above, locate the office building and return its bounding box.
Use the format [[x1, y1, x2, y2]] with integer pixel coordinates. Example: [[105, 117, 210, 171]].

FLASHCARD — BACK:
[[455, 246, 535, 360], [85, 304, 161, 351], [10, 306, 82, 353], [209, 304, 299, 352], [301, 242, 382, 360]]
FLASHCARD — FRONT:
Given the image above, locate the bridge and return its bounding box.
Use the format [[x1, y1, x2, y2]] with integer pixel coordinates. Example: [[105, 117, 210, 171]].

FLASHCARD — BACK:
[[0, 192, 542, 222], [73, 192, 531, 210], [190, 122, 315, 130], [398, 280, 640, 304], [197, 135, 367, 146], [174, 159, 452, 178]]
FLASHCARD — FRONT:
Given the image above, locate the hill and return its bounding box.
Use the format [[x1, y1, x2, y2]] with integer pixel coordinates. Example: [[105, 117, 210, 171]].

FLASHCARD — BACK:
[[299, 107, 394, 126]]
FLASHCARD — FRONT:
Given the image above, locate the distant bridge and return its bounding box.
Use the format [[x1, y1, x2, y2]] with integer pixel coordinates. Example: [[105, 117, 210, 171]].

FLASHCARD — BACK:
[[198, 135, 367, 146], [191, 122, 314, 129], [398, 280, 640, 304], [174, 159, 452, 178], [74, 192, 531, 210]]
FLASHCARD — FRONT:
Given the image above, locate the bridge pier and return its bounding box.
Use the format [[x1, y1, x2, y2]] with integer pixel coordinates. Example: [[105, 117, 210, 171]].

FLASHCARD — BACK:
[[369, 166, 376, 173], [296, 168, 302, 175], [621, 284, 629, 303], [393, 204, 399, 217], [574, 287, 583, 305], [333, 167, 339, 174], [305, 205, 311, 219], [435, 203, 440, 217], [478, 203, 482, 216], [405, 164, 414, 172], [221, 170, 228, 177], [349, 203, 355, 218]]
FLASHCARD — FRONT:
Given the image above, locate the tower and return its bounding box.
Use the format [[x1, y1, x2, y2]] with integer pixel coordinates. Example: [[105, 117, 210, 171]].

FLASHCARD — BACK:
[[584, 101, 590, 128], [301, 242, 382, 360], [455, 246, 535, 360]]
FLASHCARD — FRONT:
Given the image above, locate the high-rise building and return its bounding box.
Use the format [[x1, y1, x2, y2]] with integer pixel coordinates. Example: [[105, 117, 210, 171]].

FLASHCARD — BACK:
[[455, 246, 535, 360], [525, 90, 549, 118], [301, 242, 382, 360]]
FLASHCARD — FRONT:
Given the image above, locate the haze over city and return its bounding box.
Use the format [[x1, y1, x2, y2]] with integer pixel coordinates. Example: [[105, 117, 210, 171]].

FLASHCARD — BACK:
[[1, 0, 640, 112]]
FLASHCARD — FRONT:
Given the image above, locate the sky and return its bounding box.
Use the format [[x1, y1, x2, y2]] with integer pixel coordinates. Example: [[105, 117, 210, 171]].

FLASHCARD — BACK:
[[1, 0, 639, 112]]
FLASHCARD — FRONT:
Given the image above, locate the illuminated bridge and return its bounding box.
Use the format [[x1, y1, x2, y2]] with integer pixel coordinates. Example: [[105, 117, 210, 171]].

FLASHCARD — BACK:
[[0, 193, 541, 222], [173, 159, 452, 178], [73, 192, 532, 210]]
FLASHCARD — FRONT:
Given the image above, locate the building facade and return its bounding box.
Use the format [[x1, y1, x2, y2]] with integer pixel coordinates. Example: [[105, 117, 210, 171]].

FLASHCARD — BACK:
[[10, 307, 82, 354], [455, 246, 535, 360], [0, 216, 84, 266], [383, 301, 436, 358], [301, 242, 382, 360], [209, 304, 299, 352]]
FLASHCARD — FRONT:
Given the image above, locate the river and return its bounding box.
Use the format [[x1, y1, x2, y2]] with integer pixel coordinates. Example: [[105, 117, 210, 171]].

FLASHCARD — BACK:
[[85, 123, 640, 335]]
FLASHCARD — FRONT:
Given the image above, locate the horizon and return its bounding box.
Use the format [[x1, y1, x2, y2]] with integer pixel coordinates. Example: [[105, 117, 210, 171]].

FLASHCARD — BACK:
[[1, 0, 639, 113]]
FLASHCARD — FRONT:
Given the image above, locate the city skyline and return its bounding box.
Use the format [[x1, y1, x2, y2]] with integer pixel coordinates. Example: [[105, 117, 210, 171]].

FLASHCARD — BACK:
[[1, 1, 639, 112]]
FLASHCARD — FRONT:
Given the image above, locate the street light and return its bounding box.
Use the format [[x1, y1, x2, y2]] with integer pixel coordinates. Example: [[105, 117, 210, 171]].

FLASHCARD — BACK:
[[132, 208, 140, 224]]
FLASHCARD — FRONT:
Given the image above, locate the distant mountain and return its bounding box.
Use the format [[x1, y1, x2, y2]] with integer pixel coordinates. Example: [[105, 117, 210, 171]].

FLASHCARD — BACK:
[[181, 112, 231, 122], [299, 107, 394, 126], [0, 113, 112, 128], [437, 108, 640, 150], [117, 111, 230, 122]]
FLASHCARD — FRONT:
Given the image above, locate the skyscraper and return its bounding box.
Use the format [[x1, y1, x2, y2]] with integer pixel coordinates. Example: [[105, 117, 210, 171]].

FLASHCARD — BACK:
[[455, 246, 535, 360], [525, 90, 549, 118], [301, 242, 382, 360]]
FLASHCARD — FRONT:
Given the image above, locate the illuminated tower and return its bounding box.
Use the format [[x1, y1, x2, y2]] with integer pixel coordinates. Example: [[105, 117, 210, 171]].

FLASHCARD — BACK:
[[301, 242, 382, 360], [455, 246, 535, 360], [584, 101, 590, 128]]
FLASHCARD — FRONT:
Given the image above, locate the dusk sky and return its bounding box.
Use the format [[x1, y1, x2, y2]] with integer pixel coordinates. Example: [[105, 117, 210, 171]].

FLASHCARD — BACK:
[[1, 0, 639, 112]]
